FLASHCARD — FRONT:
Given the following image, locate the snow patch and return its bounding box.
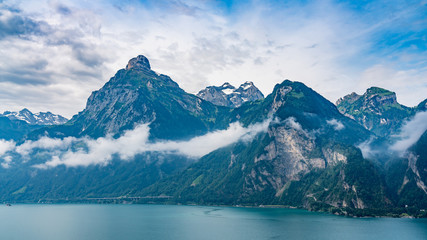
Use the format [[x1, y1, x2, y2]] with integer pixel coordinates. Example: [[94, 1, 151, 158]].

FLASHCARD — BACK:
[[222, 88, 235, 95]]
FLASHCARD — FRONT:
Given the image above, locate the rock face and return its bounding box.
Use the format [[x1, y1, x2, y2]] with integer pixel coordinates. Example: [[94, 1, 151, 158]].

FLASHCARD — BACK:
[[1, 109, 68, 125], [197, 81, 264, 108], [336, 87, 414, 137], [126, 55, 151, 70]]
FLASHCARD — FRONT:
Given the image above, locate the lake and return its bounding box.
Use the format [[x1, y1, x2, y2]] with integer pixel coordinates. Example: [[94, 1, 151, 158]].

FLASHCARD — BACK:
[[0, 204, 426, 240]]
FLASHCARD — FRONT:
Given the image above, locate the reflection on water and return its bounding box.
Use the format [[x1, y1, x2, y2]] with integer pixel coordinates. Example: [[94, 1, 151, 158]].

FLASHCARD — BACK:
[[0, 204, 426, 240]]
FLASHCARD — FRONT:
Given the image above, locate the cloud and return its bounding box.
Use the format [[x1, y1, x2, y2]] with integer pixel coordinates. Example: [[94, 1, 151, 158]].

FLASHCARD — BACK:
[[285, 117, 302, 131], [3, 118, 272, 169], [326, 119, 345, 131], [1, 155, 12, 168], [0, 139, 15, 168], [358, 111, 427, 159], [16, 136, 76, 157], [390, 111, 427, 154], [357, 136, 383, 160], [0, 139, 15, 156], [0, 5, 49, 39]]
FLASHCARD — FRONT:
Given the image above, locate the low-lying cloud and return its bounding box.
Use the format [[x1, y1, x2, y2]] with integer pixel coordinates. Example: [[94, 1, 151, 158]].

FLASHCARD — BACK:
[[0, 118, 273, 169], [390, 111, 427, 154], [358, 111, 427, 159], [326, 119, 345, 131], [285, 117, 302, 131]]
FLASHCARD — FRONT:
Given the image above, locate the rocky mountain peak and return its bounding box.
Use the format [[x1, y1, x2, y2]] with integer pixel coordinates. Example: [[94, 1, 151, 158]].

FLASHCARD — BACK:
[[336, 87, 414, 137], [239, 81, 254, 89], [197, 81, 264, 108], [126, 55, 151, 70], [363, 87, 397, 112], [336, 92, 360, 106], [221, 82, 234, 89]]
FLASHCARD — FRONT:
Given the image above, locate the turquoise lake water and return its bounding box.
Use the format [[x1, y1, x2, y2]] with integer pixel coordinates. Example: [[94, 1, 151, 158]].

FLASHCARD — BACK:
[[0, 204, 426, 240]]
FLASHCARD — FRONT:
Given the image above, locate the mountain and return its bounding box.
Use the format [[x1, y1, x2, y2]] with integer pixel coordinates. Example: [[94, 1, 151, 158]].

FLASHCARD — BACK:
[[336, 87, 415, 137], [143, 81, 392, 214], [1, 55, 426, 217], [384, 129, 427, 210], [197, 81, 264, 108], [337, 88, 427, 212], [28, 55, 230, 140], [0, 55, 232, 202], [2, 109, 68, 125]]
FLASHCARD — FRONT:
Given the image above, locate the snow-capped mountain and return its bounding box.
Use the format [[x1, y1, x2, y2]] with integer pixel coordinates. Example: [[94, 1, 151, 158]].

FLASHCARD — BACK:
[[2, 108, 68, 125], [196, 81, 264, 108]]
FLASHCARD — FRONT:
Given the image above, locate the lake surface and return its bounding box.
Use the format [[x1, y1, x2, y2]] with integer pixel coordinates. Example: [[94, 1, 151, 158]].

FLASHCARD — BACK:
[[0, 204, 426, 240]]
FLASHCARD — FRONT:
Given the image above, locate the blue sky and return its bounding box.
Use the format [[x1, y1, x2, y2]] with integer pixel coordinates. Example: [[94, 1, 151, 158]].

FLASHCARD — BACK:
[[0, 0, 426, 117]]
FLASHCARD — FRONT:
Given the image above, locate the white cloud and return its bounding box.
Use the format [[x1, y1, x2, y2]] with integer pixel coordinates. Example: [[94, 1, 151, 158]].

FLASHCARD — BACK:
[[390, 111, 427, 154], [1, 155, 13, 169], [0, 139, 15, 168], [326, 119, 345, 131], [16, 136, 76, 157], [358, 111, 427, 159], [10, 118, 273, 168], [357, 137, 382, 160], [285, 117, 302, 131], [0, 139, 15, 156]]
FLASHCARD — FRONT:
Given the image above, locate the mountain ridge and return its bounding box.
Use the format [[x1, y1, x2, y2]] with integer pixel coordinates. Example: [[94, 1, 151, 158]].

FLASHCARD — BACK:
[[0, 55, 425, 217]]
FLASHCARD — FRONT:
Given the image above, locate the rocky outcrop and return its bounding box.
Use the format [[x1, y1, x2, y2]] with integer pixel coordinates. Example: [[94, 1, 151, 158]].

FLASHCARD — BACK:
[[126, 55, 151, 70]]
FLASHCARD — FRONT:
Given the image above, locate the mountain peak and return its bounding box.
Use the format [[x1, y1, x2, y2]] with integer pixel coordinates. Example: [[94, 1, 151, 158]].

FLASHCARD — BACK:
[[336, 92, 360, 106], [366, 87, 395, 97], [239, 81, 255, 90], [20, 108, 32, 114], [197, 81, 264, 108], [336, 87, 413, 137], [126, 55, 151, 70], [221, 82, 234, 89], [363, 87, 397, 107]]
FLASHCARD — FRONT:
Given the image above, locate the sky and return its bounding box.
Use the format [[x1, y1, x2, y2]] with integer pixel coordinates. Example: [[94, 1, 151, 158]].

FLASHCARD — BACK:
[[0, 0, 426, 118]]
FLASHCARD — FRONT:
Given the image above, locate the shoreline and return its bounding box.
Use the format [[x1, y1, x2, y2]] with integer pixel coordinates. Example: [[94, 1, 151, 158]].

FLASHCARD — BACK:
[[3, 200, 426, 218]]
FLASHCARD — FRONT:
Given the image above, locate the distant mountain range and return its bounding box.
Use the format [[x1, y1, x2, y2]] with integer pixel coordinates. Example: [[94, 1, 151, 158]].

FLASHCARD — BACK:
[[1, 109, 68, 126], [0, 55, 425, 217]]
